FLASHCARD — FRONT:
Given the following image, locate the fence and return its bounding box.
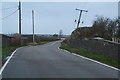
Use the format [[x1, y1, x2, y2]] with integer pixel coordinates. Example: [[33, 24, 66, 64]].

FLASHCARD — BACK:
[[0, 34, 12, 47], [67, 39, 120, 60]]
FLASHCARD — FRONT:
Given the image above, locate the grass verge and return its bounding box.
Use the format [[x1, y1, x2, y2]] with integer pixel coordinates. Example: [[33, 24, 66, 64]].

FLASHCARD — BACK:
[[60, 42, 120, 69], [2, 46, 23, 59]]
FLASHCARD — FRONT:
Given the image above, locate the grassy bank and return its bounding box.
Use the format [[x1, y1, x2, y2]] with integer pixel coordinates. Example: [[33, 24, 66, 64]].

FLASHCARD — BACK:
[[60, 42, 120, 68], [2, 46, 19, 59]]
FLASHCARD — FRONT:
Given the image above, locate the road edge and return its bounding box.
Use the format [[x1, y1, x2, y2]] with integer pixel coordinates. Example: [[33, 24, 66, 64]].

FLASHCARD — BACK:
[[0, 48, 18, 78], [58, 47, 120, 71]]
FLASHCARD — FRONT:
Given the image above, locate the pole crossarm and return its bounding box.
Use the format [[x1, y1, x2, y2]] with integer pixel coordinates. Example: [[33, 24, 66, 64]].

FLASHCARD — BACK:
[[76, 8, 88, 12], [76, 8, 88, 28]]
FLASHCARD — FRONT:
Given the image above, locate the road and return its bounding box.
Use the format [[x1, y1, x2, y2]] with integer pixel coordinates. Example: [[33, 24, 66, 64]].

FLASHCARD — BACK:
[[2, 41, 119, 78]]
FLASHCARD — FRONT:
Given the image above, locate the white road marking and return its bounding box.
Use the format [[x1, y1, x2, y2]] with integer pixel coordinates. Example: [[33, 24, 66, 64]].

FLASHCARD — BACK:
[[0, 49, 18, 76], [0, 46, 32, 78], [5, 56, 10, 61], [58, 47, 120, 71]]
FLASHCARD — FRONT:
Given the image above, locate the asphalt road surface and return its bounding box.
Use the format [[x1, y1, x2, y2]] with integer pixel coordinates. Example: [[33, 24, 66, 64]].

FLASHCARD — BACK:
[[2, 41, 119, 78]]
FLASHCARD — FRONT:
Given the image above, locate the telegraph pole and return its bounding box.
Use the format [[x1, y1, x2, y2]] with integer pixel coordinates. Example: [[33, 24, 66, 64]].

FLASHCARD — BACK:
[[19, 1, 21, 45], [59, 29, 63, 38], [32, 10, 35, 43], [76, 8, 88, 28]]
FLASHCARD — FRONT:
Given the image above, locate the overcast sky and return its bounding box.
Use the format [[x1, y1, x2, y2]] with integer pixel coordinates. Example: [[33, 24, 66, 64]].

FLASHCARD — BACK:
[[1, 2, 118, 35]]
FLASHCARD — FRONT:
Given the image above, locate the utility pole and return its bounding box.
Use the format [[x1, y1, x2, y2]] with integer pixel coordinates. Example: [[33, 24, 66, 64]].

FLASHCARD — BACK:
[[19, 1, 21, 45], [59, 29, 63, 38], [76, 8, 88, 28], [32, 10, 35, 43]]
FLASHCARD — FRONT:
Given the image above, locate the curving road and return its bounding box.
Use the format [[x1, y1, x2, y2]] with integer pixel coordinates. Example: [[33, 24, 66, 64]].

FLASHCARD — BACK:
[[2, 41, 119, 78]]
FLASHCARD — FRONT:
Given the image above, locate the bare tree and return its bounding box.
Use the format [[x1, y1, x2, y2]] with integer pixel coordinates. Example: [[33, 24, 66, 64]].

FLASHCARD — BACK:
[[92, 16, 119, 40]]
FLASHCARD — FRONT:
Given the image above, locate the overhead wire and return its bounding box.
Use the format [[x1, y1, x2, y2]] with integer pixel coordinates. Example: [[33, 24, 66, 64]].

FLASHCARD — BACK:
[[1, 9, 18, 20], [0, 6, 18, 10]]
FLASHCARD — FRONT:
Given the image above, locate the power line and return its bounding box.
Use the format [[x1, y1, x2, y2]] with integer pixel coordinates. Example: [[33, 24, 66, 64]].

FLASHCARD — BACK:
[[1, 9, 18, 20], [0, 6, 18, 10]]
